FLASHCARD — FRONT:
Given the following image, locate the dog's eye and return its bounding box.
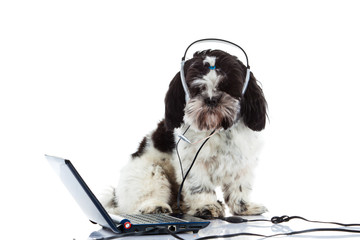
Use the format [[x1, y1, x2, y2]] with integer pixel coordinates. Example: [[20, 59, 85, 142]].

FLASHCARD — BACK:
[[217, 79, 228, 91], [195, 85, 205, 92], [190, 85, 206, 96]]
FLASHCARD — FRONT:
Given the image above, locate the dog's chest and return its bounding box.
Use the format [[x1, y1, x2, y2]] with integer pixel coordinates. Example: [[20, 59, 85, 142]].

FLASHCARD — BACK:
[[177, 123, 262, 184]]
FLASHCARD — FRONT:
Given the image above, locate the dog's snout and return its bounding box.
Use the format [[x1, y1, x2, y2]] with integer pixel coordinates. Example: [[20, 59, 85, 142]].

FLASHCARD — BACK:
[[204, 97, 219, 107]]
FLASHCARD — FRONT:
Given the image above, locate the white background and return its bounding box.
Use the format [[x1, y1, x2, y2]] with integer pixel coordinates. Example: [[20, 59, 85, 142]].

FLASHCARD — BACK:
[[1, 0, 360, 239]]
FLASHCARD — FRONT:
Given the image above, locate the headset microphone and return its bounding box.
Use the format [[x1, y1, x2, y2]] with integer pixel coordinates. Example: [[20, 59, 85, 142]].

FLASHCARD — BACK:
[[180, 38, 251, 103], [178, 134, 192, 144]]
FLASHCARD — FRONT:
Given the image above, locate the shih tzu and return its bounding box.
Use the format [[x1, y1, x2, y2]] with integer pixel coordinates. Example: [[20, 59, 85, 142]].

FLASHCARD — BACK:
[[101, 48, 267, 219]]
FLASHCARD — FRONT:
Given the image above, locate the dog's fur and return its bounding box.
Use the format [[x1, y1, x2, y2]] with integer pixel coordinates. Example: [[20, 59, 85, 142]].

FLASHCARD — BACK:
[[101, 49, 267, 219]]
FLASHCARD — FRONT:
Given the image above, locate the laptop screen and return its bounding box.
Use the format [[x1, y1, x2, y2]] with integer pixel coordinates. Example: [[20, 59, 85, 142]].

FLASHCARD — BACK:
[[46, 155, 120, 233]]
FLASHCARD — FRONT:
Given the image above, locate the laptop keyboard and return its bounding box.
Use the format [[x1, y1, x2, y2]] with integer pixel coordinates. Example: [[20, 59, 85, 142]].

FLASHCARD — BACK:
[[120, 214, 188, 224]]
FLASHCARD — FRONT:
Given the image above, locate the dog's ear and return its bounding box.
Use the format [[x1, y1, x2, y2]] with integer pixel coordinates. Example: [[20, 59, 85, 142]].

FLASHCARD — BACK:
[[164, 71, 186, 130], [240, 72, 267, 131]]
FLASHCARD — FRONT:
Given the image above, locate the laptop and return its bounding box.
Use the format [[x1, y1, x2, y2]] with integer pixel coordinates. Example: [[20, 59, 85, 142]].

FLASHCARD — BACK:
[[45, 155, 210, 236]]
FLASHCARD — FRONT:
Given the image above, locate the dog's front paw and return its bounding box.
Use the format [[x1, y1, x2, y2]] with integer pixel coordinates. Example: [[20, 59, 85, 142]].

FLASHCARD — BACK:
[[192, 202, 225, 219], [138, 201, 172, 214], [233, 200, 268, 216]]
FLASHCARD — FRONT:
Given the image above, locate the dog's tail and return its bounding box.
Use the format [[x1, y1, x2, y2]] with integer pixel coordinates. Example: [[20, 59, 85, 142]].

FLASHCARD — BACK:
[[99, 186, 118, 214]]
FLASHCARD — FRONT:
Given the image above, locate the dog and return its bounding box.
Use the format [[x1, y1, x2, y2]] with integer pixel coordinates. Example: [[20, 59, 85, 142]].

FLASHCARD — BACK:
[[101, 49, 267, 219]]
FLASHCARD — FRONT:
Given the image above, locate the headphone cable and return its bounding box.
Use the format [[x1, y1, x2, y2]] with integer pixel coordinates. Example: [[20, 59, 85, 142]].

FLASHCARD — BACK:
[[176, 129, 216, 212]]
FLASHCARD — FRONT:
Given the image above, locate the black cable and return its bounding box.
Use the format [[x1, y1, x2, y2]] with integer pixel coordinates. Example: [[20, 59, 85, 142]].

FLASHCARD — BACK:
[[194, 216, 360, 240], [168, 215, 360, 240], [195, 232, 269, 240], [270, 215, 360, 227], [284, 228, 360, 236], [216, 214, 360, 227], [176, 129, 216, 212], [163, 228, 187, 240], [195, 228, 360, 240], [219, 215, 360, 227]]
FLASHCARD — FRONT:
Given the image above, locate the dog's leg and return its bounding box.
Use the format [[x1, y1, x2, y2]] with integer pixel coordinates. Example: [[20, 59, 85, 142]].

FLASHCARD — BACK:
[[115, 160, 173, 214], [136, 164, 173, 214], [113, 120, 179, 215], [182, 169, 225, 219], [222, 171, 267, 216]]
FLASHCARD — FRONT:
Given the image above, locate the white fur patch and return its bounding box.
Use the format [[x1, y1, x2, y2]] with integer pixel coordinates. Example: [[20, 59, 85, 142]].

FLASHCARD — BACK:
[[203, 56, 216, 67], [191, 57, 221, 99]]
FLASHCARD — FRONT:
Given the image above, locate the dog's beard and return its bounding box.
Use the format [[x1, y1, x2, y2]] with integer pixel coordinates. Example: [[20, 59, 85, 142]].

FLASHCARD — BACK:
[[184, 94, 240, 131]]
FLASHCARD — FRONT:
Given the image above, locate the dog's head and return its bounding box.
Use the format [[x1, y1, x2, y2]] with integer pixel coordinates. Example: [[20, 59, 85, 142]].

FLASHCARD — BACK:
[[165, 49, 267, 132]]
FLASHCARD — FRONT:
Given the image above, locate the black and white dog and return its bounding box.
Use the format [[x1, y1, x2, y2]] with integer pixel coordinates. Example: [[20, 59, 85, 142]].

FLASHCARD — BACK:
[[101, 49, 267, 219]]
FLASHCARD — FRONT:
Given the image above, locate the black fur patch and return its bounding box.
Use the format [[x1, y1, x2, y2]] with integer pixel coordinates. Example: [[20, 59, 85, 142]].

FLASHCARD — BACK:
[[240, 72, 267, 131], [240, 200, 248, 212], [151, 120, 176, 153], [224, 194, 230, 204], [111, 187, 118, 208], [131, 137, 147, 158], [194, 208, 212, 219], [164, 72, 186, 130]]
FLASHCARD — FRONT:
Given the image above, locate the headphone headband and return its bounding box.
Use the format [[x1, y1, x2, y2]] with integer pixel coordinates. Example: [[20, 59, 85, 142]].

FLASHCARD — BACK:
[[181, 38, 250, 68], [180, 38, 251, 103]]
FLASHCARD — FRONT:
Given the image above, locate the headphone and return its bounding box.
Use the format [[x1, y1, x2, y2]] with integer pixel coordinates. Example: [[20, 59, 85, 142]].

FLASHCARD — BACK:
[[180, 38, 251, 103]]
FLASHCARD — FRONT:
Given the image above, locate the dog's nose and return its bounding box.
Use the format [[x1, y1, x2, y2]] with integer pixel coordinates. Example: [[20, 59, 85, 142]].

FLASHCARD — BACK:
[[204, 97, 219, 107]]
